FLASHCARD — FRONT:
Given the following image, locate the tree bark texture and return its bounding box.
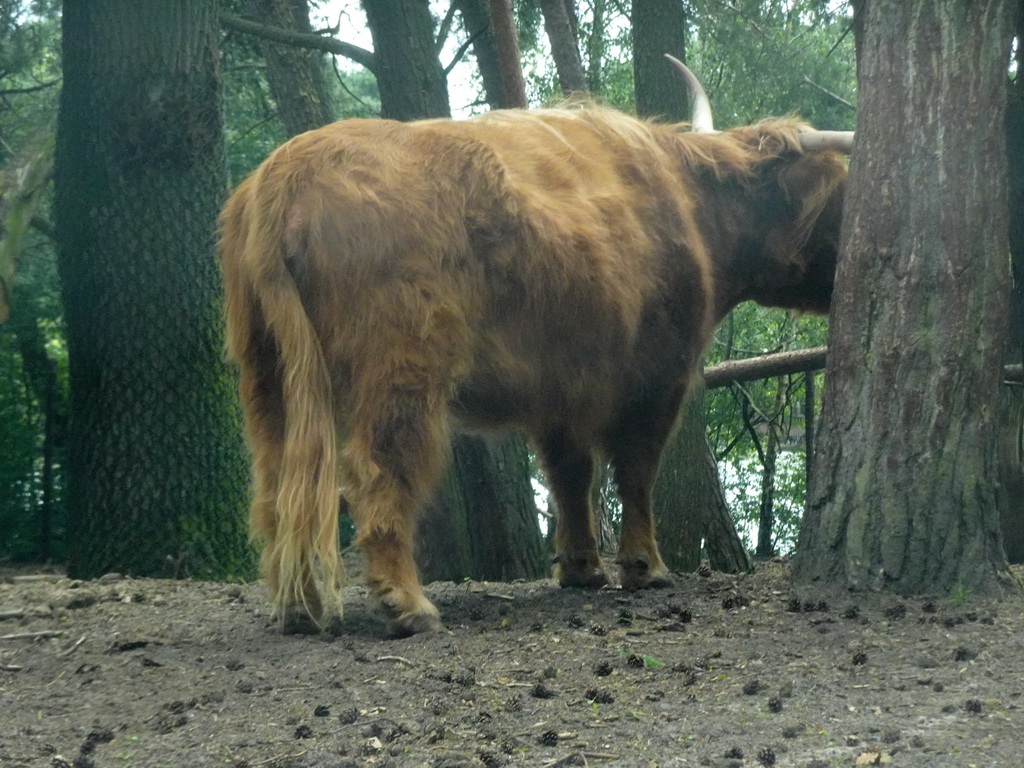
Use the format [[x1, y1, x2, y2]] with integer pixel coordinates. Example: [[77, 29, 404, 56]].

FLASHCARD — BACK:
[[653, 391, 706, 572], [454, 0, 508, 109], [245, 0, 333, 136], [56, 0, 253, 580], [362, 0, 451, 120], [795, 0, 1014, 595], [586, 0, 605, 95], [631, 0, 690, 122], [417, 435, 548, 582], [486, 0, 528, 108], [538, 0, 586, 95], [755, 385, 785, 559]]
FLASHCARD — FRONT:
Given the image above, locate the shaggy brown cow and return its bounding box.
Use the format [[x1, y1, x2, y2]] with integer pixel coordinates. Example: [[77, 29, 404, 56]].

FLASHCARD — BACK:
[[220, 67, 850, 636]]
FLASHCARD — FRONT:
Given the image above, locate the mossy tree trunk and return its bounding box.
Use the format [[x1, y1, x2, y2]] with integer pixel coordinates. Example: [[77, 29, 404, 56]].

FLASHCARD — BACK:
[[56, 0, 253, 580], [794, 0, 1015, 595]]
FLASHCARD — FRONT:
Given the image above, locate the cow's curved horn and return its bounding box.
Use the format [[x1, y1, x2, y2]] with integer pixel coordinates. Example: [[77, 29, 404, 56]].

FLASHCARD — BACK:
[[664, 54, 715, 133], [798, 130, 855, 154]]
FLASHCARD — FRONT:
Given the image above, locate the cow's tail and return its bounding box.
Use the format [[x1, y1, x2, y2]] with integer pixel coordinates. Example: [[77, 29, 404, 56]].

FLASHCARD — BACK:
[[221, 174, 343, 628]]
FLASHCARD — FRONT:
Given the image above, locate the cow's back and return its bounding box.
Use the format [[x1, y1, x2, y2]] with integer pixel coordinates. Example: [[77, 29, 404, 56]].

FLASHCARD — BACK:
[[249, 110, 714, 440]]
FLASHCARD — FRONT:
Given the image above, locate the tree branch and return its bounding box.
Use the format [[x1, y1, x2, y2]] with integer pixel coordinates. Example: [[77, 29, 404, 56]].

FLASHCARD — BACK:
[[802, 76, 856, 111], [219, 12, 376, 73], [704, 347, 827, 388], [703, 347, 1023, 388], [0, 80, 60, 97]]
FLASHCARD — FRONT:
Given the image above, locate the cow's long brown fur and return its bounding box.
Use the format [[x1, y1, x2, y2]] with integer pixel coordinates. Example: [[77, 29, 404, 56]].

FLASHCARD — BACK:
[[219, 106, 847, 635]]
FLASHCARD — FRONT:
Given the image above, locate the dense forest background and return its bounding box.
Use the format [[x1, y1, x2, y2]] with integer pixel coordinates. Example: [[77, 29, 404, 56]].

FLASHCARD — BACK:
[[1, 1, 1019, 599]]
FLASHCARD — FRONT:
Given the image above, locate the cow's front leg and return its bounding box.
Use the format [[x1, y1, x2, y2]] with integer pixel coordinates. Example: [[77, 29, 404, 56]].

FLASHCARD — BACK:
[[608, 390, 687, 590], [613, 455, 673, 590], [538, 431, 609, 588]]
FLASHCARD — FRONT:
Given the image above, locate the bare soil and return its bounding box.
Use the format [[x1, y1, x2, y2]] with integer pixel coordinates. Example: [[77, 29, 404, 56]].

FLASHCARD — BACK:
[[1, 561, 1023, 768]]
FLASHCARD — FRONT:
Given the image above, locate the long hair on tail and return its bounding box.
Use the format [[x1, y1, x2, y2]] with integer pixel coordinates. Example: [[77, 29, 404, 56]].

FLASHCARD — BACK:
[[219, 164, 343, 627]]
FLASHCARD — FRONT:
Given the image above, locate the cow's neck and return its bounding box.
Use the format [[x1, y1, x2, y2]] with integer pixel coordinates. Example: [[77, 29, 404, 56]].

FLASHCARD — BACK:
[[692, 186, 780, 324]]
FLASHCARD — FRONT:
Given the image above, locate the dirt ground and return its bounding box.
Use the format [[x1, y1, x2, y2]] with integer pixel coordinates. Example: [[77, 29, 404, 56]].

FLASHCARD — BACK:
[[1, 560, 1023, 768]]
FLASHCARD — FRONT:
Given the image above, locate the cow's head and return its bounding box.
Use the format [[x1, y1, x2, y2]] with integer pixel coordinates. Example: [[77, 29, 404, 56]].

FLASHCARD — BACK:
[[666, 55, 852, 315]]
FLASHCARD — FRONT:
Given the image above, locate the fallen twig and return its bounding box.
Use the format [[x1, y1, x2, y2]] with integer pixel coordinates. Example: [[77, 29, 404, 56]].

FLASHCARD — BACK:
[[0, 609, 26, 621], [10, 574, 62, 584], [1, 630, 64, 641], [59, 635, 87, 657], [0, 662, 23, 671], [250, 751, 307, 767], [376, 655, 415, 666], [483, 592, 515, 601]]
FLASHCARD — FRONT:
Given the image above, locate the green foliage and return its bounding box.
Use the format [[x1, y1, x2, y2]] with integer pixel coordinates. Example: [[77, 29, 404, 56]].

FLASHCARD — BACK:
[[687, 0, 857, 130], [706, 306, 828, 554], [1, 1, 65, 564]]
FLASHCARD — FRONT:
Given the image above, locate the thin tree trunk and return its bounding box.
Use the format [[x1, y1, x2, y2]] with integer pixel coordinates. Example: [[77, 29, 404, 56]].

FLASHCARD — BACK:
[[702, 438, 752, 572], [487, 0, 528, 108], [455, 0, 508, 109], [461, 435, 548, 580], [804, 372, 815, 518], [56, 0, 252, 580], [586, 0, 605, 94], [794, 0, 1015, 595], [634, 0, 747, 574], [10, 302, 66, 563], [755, 378, 787, 558], [538, 0, 586, 95]]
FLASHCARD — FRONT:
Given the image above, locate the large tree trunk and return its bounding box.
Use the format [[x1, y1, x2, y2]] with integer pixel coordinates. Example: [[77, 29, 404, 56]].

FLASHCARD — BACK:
[[245, 0, 333, 135], [56, 0, 253, 580], [631, 0, 690, 122], [794, 0, 1014, 595], [362, 0, 451, 120]]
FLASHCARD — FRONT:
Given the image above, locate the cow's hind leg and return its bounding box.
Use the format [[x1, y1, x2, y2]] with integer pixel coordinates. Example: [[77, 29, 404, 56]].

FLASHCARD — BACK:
[[538, 431, 609, 588], [342, 363, 452, 636]]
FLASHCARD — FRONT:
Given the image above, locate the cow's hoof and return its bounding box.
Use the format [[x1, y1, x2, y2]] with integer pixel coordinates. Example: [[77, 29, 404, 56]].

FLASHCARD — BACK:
[[279, 604, 328, 635], [555, 552, 609, 589], [388, 611, 448, 637], [379, 592, 446, 637], [618, 556, 673, 591], [557, 567, 611, 589]]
